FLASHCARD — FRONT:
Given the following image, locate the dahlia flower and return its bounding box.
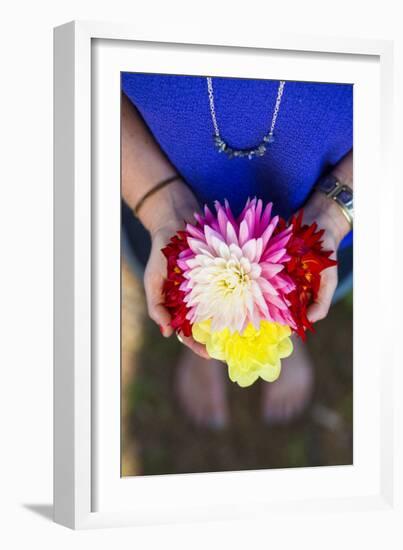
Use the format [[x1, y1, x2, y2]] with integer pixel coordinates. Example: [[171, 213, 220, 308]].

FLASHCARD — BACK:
[[161, 199, 337, 388], [162, 231, 193, 337], [192, 319, 293, 387], [177, 199, 296, 334], [281, 211, 338, 340]]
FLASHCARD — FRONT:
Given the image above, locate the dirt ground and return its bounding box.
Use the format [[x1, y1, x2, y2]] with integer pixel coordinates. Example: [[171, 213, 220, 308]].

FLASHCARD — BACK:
[[121, 259, 353, 477]]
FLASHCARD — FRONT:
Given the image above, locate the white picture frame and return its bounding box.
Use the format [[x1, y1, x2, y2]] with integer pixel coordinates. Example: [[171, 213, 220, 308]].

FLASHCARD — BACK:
[[54, 20, 401, 530]]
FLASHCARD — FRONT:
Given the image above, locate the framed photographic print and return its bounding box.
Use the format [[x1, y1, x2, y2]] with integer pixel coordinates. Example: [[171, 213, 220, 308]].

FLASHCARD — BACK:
[[54, 20, 401, 530]]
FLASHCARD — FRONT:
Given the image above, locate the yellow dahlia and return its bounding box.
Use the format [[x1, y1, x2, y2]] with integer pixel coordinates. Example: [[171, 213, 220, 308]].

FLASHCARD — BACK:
[[192, 320, 293, 387]]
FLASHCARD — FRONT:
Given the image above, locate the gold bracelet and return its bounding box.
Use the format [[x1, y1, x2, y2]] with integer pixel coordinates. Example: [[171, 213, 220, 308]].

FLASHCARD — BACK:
[[132, 175, 182, 217], [332, 194, 353, 228]]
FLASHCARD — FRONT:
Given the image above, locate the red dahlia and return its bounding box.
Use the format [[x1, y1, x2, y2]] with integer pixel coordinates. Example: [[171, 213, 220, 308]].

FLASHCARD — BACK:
[[280, 210, 338, 340], [162, 231, 193, 337]]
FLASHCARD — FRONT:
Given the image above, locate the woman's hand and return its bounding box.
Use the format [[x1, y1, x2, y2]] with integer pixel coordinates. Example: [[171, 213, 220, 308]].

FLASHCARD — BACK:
[[301, 189, 351, 323], [140, 180, 210, 359], [301, 151, 353, 323]]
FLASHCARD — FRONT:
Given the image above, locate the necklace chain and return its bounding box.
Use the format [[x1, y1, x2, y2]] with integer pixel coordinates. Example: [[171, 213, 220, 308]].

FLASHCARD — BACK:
[[206, 77, 286, 160]]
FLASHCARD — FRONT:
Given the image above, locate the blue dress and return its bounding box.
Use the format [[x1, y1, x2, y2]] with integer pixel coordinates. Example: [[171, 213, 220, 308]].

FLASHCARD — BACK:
[[122, 74, 353, 278]]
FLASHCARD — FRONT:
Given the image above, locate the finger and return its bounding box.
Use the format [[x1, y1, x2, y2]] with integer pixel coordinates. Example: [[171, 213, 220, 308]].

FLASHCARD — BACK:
[[144, 282, 173, 336], [307, 301, 330, 324], [143, 261, 174, 336], [149, 303, 174, 337], [307, 268, 338, 323], [180, 334, 210, 359]]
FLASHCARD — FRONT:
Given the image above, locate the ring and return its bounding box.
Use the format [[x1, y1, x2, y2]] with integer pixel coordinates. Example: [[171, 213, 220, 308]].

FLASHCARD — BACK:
[[176, 332, 184, 344]]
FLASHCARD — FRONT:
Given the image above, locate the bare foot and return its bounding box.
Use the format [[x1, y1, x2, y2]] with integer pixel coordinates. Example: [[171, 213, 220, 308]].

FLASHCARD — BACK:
[[175, 347, 229, 429], [262, 338, 314, 424]]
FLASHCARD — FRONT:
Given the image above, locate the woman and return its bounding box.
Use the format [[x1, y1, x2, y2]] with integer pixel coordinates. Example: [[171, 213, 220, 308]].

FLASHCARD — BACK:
[[121, 74, 353, 427]]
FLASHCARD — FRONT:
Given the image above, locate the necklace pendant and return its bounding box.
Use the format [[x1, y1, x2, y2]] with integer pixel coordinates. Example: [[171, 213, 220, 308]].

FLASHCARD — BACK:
[[213, 135, 270, 160], [213, 135, 227, 153], [207, 78, 285, 160], [263, 133, 275, 144]]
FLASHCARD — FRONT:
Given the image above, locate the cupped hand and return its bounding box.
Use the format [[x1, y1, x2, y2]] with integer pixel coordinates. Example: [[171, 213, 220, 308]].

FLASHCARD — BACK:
[[140, 182, 210, 360], [300, 191, 350, 324], [144, 226, 210, 359]]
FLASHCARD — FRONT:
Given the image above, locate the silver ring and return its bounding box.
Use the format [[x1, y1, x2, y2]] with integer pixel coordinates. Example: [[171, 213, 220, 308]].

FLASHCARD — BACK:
[[176, 332, 184, 344]]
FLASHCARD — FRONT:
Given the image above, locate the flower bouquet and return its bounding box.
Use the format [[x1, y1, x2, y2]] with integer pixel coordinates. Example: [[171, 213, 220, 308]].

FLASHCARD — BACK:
[[162, 198, 336, 387]]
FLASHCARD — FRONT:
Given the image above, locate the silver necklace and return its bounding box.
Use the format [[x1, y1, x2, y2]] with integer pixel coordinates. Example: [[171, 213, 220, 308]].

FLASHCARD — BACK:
[[206, 77, 286, 160]]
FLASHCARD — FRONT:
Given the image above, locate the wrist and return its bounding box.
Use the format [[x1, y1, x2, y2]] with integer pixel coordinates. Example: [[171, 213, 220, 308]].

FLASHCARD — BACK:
[[138, 179, 199, 236], [304, 191, 351, 246], [331, 165, 353, 189]]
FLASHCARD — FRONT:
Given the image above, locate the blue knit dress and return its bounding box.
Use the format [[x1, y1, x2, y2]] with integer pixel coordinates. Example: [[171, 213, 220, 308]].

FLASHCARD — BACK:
[[122, 73, 353, 276]]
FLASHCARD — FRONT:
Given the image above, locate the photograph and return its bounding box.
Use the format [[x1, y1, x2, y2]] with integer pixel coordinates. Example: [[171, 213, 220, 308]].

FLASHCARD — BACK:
[[120, 73, 353, 477]]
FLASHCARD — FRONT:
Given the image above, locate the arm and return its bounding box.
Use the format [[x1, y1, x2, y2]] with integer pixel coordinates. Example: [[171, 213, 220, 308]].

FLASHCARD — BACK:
[[302, 150, 353, 322], [121, 93, 208, 357], [122, 92, 198, 234]]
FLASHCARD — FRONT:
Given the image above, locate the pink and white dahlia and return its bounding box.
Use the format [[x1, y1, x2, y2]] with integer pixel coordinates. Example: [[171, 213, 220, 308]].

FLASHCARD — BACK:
[[177, 198, 296, 334]]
